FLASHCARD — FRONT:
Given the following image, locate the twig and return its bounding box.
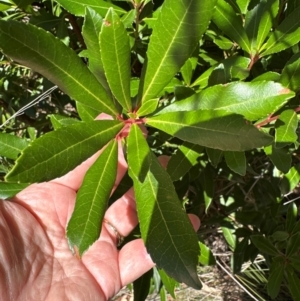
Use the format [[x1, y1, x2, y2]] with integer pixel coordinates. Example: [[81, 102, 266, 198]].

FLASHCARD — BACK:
[[0, 85, 58, 129], [216, 259, 261, 301]]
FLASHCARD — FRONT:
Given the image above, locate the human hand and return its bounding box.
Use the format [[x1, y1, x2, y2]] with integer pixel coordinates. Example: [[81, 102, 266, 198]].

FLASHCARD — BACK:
[[0, 143, 200, 301]]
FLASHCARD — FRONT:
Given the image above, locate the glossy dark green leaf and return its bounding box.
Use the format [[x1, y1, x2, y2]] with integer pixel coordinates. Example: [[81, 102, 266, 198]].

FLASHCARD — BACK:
[[100, 8, 131, 111], [224, 151, 246, 176], [212, 0, 251, 53], [133, 269, 153, 301], [198, 81, 294, 121], [286, 203, 298, 233], [136, 99, 159, 117], [82, 7, 110, 92], [264, 144, 291, 173], [251, 235, 279, 256], [127, 125, 202, 289], [260, 5, 300, 56], [76, 103, 99, 122], [138, 0, 217, 103], [67, 139, 118, 256], [147, 110, 273, 151], [199, 242, 216, 266], [0, 20, 117, 115], [286, 233, 300, 257], [244, 0, 279, 52], [158, 269, 178, 299], [252, 71, 281, 82], [280, 53, 300, 92], [5, 120, 123, 183], [0, 182, 30, 200], [275, 110, 298, 144], [287, 266, 300, 300], [0, 132, 28, 160], [267, 256, 284, 299], [55, 0, 125, 16], [49, 115, 80, 130], [167, 142, 203, 181]]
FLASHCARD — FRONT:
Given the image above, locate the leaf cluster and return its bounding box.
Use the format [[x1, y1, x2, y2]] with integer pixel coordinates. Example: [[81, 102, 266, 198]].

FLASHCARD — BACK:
[[1, 0, 300, 299]]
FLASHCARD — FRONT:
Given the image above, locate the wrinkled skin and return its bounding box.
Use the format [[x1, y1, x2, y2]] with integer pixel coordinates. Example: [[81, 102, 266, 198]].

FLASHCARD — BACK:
[[0, 144, 200, 301]]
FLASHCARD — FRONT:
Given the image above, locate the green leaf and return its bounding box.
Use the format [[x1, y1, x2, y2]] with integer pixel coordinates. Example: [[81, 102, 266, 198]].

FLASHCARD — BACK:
[[181, 56, 198, 86], [283, 165, 300, 192], [275, 110, 298, 144], [127, 124, 202, 289], [0, 132, 28, 160], [212, 0, 251, 53], [251, 235, 279, 256], [0, 182, 30, 200], [159, 81, 294, 120], [167, 142, 203, 181], [280, 53, 300, 92], [138, 0, 217, 103], [221, 226, 236, 249], [49, 115, 80, 130], [5, 120, 123, 183], [206, 148, 223, 168], [198, 81, 294, 121], [0, 20, 118, 115], [55, 0, 125, 16], [267, 256, 284, 299], [133, 269, 153, 301], [272, 231, 289, 241], [224, 151, 246, 176], [287, 233, 300, 257], [290, 255, 300, 272], [82, 7, 110, 93], [11, 0, 32, 9], [67, 139, 118, 256], [199, 165, 214, 213], [244, 0, 279, 52], [260, 5, 300, 56], [264, 144, 291, 173], [286, 203, 298, 233], [158, 269, 178, 299], [236, 0, 251, 14], [100, 8, 132, 111], [136, 99, 159, 117], [76, 103, 99, 121], [287, 266, 300, 300], [252, 71, 281, 82], [199, 242, 216, 266], [147, 110, 273, 151]]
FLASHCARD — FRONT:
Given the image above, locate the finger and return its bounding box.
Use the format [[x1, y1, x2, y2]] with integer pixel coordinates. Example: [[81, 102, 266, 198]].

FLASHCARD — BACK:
[[118, 239, 154, 287], [188, 213, 201, 231], [103, 188, 137, 242]]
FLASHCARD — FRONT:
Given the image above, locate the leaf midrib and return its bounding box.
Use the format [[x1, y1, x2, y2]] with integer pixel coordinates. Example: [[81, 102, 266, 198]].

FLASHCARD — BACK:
[[0, 23, 116, 115], [141, 1, 193, 103], [12, 123, 122, 179]]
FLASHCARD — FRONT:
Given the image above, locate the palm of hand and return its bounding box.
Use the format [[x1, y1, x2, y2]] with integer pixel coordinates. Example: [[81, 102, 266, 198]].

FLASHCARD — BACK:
[[0, 155, 153, 301]]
